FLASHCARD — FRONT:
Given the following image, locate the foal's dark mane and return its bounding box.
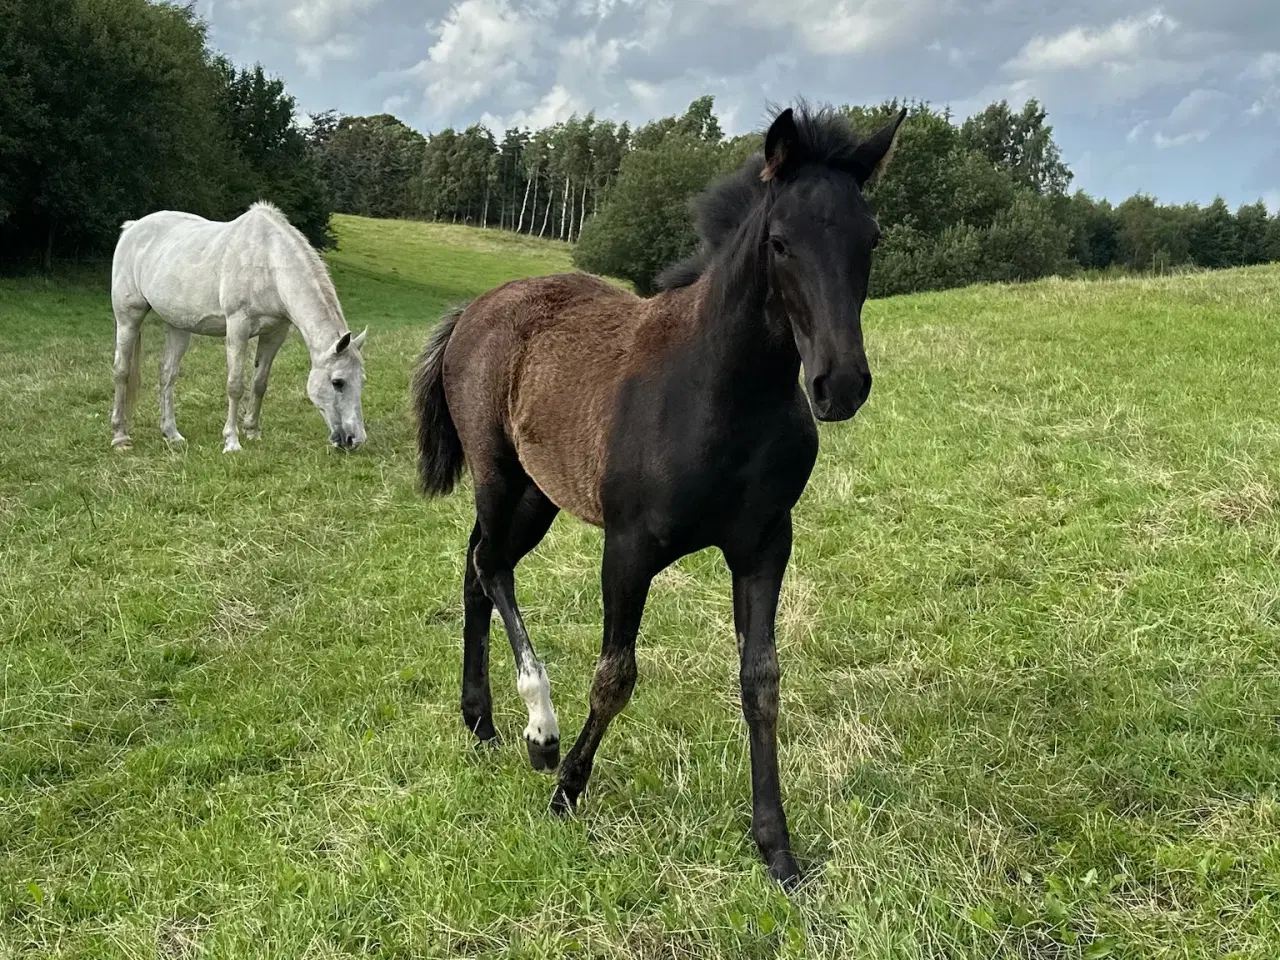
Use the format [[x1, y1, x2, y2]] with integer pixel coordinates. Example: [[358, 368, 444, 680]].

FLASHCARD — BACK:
[[656, 103, 876, 293]]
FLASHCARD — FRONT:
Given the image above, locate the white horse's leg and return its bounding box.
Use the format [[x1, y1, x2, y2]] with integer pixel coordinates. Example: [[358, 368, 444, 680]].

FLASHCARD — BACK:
[[159, 324, 192, 442], [222, 317, 250, 454], [110, 301, 148, 449], [242, 324, 289, 440]]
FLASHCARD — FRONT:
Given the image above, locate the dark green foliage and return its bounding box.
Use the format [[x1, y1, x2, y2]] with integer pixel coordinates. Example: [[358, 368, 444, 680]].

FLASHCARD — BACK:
[[1059, 191, 1121, 271], [311, 113, 425, 222], [1236, 201, 1271, 266], [960, 99, 1073, 196], [216, 61, 334, 248], [1189, 197, 1241, 270], [573, 137, 726, 294], [981, 193, 1072, 282], [0, 0, 332, 264], [1115, 195, 1193, 272]]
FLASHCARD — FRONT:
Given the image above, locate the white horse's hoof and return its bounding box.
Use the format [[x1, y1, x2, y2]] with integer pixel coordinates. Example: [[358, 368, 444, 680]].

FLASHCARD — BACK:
[[162, 432, 185, 443], [222, 441, 241, 454], [112, 437, 132, 450], [243, 428, 261, 441]]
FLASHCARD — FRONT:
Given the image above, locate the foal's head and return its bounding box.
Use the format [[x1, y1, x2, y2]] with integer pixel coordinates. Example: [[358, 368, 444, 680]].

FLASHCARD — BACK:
[[758, 105, 905, 421], [666, 103, 906, 422], [308, 329, 368, 448]]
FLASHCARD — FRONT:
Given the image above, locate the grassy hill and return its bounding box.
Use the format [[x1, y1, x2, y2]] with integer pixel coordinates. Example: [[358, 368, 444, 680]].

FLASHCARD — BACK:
[[3, 215, 1280, 958]]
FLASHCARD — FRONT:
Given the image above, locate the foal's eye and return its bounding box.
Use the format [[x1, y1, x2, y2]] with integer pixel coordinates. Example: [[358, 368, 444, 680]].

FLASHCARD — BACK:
[[769, 236, 789, 257], [871, 232, 882, 250], [332, 378, 346, 391]]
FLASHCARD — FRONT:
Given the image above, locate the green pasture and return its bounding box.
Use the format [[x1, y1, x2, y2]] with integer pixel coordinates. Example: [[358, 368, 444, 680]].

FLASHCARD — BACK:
[[3, 215, 1280, 958]]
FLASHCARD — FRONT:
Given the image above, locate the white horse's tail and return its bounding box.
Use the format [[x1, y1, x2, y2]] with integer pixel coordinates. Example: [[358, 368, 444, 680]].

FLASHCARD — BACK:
[[125, 325, 143, 413]]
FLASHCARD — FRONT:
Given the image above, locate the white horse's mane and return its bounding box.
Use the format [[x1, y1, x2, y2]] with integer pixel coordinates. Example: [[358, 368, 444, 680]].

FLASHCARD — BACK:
[[246, 200, 345, 325]]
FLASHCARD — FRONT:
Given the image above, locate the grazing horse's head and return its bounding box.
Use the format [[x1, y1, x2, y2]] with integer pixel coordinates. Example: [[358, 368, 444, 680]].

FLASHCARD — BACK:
[[308, 328, 368, 448], [759, 105, 906, 422]]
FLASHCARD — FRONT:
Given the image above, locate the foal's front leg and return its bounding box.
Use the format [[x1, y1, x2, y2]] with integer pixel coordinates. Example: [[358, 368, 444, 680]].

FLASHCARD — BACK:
[[222, 318, 250, 453], [728, 514, 800, 887], [551, 529, 654, 814]]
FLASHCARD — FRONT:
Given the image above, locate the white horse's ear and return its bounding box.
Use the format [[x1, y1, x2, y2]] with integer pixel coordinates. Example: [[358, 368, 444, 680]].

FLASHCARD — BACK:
[[351, 327, 368, 350], [333, 331, 352, 354]]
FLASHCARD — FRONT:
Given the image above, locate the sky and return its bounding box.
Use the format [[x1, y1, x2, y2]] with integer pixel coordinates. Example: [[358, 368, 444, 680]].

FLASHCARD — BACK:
[[194, 0, 1280, 210]]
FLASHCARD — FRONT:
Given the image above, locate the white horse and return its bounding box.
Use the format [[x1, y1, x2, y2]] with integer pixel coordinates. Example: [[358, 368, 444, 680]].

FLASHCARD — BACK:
[[110, 201, 368, 453]]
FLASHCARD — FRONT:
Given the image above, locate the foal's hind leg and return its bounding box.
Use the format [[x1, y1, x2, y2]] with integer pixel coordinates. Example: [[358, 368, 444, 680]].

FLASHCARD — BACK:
[[470, 473, 562, 769], [159, 324, 191, 442], [461, 487, 559, 744]]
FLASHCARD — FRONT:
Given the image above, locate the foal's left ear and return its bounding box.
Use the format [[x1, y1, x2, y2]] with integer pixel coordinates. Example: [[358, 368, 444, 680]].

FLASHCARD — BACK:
[[351, 327, 368, 350], [761, 107, 801, 182], [850, 107, 908, 187]]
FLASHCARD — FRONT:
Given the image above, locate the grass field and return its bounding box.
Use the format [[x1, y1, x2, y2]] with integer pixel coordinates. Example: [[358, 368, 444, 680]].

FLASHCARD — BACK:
[[3, 214, 1280, 959]]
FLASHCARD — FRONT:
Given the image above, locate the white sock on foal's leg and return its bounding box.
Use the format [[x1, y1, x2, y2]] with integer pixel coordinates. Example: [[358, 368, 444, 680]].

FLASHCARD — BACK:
[[517, 662, 559, 768]]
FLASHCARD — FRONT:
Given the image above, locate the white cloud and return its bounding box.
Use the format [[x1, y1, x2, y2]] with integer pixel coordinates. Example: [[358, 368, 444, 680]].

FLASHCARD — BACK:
[[989, 6, 1219, 110], [285, 0, 380, 45], [481, 84, 588, 130], [204, 0, 382, 76], [296, 36, 358, 77], [1245, 52, 1280, 118], [1246, 52, 1280, 80], [694, 0, 941, 56], [1153, 129, 1208, 148], [409, 0, 552, 113], [928, 38, 971, 67], [627, 78, 661, 108], [1008, 9, 1177, 73]]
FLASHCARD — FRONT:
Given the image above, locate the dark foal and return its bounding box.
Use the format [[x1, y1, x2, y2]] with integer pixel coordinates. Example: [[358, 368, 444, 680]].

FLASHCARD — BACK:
[[411, 102, 906, 886]]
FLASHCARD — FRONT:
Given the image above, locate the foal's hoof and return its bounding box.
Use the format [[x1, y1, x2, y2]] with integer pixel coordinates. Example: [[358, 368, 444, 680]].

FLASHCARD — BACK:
[[549, 783, 579, 817], [463, 712, 499, 745], [767, 851, 803, 890], [526, 736, 560, 772], [472, 732, 502, 750]]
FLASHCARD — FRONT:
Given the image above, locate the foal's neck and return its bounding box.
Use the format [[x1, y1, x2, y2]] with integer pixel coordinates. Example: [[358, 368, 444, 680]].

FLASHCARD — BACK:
[[696, 225, 799, 403]]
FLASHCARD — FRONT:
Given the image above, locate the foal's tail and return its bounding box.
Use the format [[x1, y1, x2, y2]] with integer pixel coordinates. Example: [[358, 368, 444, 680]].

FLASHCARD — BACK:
[[410, 305, 467, 497]]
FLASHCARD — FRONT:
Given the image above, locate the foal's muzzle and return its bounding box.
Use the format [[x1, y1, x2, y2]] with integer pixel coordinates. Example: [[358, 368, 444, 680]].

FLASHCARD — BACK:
[[809, 370, 872, 422]]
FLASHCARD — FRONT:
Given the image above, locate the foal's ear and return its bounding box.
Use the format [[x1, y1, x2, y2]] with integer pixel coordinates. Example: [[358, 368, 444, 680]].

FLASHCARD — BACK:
[[333, 332, 352, 354], [351, 327, 368, 350], [761, 107, 801, 182], [850, 107, 908, 187]]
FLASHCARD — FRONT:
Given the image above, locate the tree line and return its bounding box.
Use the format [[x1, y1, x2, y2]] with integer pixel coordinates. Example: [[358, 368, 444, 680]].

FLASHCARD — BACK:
[[310, 97, 1280, 296], [4, 0, 1279, 299], [0, 0, 331, 265]]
